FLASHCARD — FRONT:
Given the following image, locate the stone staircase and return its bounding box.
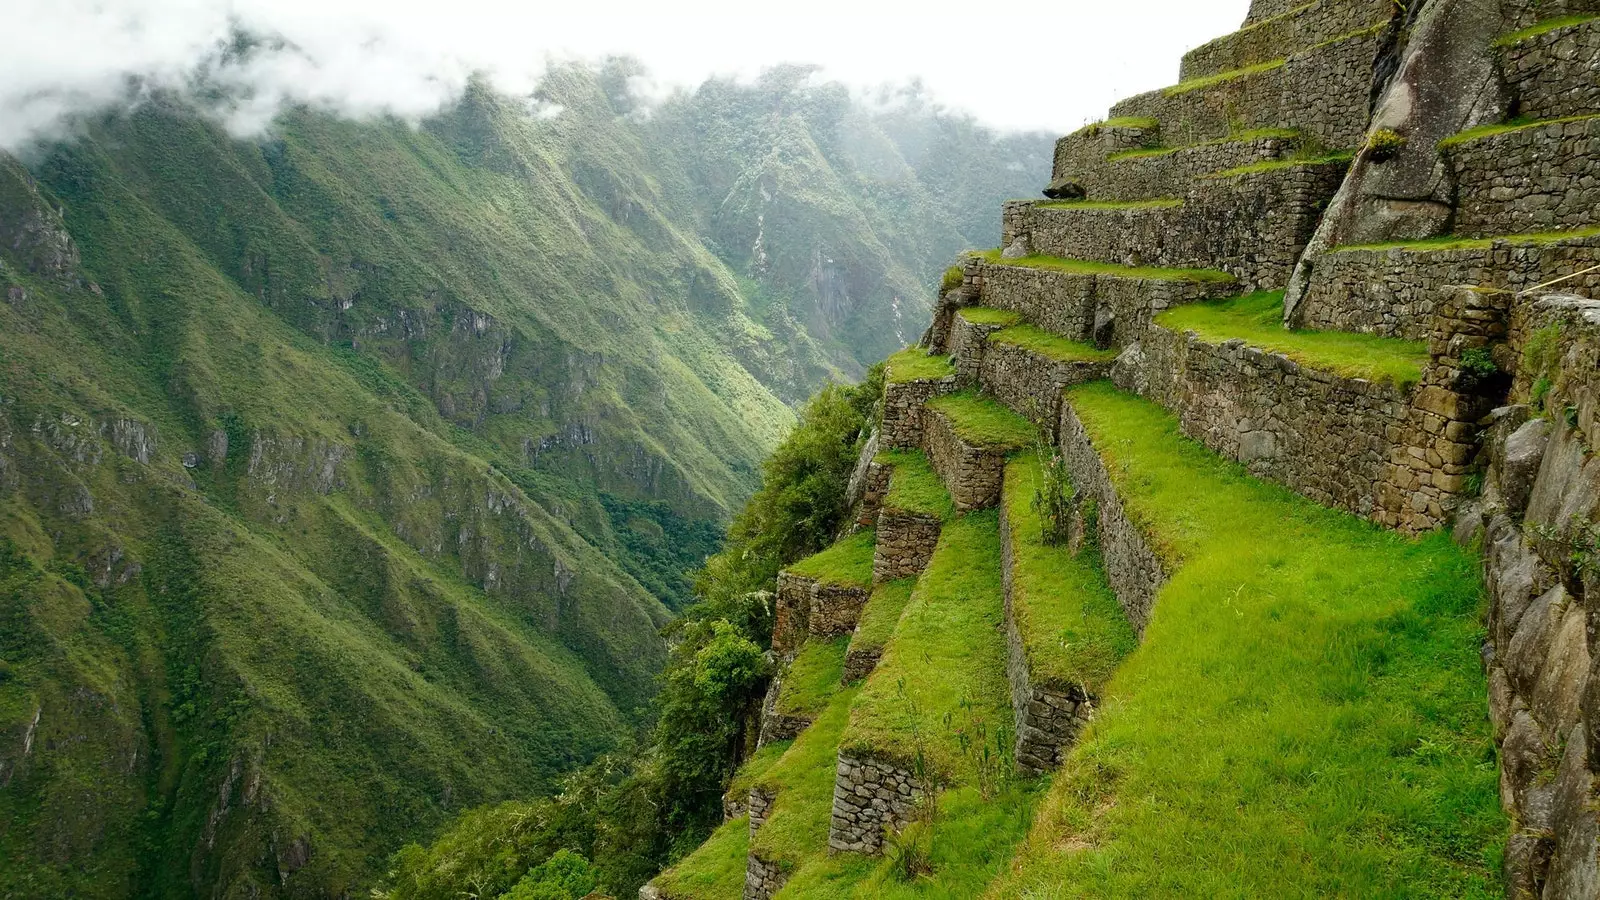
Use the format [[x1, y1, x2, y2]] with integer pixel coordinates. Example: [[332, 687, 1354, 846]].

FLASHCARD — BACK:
[[644, 1, 1600, 895]]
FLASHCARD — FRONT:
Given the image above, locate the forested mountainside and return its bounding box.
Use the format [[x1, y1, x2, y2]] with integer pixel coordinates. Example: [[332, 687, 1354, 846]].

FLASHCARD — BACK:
[[0, 58, 1051, 898]]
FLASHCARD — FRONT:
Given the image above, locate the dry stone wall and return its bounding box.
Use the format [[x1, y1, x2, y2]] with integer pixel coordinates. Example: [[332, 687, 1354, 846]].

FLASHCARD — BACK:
[[1447, 117, 1600, 237], [748, 786, 775, 835], [1499, 18, 1600, 121], [1051, 122, 1162, 196], [743, 853, 785, 900], [882, 376, 958, 449], [872, 510, 941, 582], [772, 572, 871, 656], [828, 753, 921, 855], [923, 407, 1010, 511], [757, 672, 812, 748], [841, 645, 882, 685], [1054, 134, 1296, 203], [1183, 0, 1393, 81], [949, 311, 1009, 382], [978, 340, 1110, 436]]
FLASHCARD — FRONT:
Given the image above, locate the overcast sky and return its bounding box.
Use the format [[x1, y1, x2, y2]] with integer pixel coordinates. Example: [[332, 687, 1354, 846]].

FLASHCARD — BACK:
[[4, 0, 1251, 151]]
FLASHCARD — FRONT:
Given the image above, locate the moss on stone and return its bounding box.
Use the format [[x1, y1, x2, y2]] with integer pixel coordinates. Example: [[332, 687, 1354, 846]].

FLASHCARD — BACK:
[[884, 346, 956, 384], [990, 325, 1118, 365], [1105, 128, 1301, 162], [957, 306, 1024, 327], [777, 636, 850, 718], [1439, 112, 1600, 149], [1494, 12, 1600, 47], [1073, 116, 1160, 136], [973, 249, 1235, 284], [1204, 151, 1354, 178], [1156, 291, 1428, 387], [876, 449, 957, 520], [785, 529, 877, 588], [927, 391, 1038, 449]]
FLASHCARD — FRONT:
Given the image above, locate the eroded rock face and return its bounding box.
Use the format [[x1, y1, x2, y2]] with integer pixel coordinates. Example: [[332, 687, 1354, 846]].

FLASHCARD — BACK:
[[0, 154, 80, 282]]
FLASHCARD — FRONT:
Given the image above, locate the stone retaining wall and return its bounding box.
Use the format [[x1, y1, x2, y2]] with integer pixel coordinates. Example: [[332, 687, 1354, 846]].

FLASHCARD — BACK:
[[743, 853, 785, 900], [882, 376, 958, 449], [978, 340, 1111, 436], [757, 673, 811, 748], [923, 407, 1010, 511], [748, 786, 775, 835], [1448, 117, 1600, 237], [1183, 0, 1393, 81], [1000, 497, 1096, 776], [1057, 402, 1168, 634], [948, 310, 1009, 383], [841, 646, 882, 685], [772, 573, 871, 655], [1294, 236, 1600, 340], [828, 752, 922, 855], [1054, 135, 1296, 203], [1051, 122, 1162, 197], [1110, 27, 1383, 148], [873, 510, 941, 582], [1500, 17, 1600, 121]]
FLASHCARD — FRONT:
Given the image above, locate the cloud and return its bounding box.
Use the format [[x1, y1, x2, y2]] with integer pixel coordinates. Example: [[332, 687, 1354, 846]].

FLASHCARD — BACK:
[[1, 0, 1250, 152]]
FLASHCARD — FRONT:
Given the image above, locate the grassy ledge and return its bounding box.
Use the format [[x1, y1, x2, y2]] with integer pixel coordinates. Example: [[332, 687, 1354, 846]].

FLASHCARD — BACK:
[[1164, 58, 1285, 96], [973, 249, 1235, 284], [990, 325, 1118, 366], [876, 449, 957, 521], [1440, 112, 1600, 149], [839, 511, 1011, 777], [1071, 116, 1159, 137], [1105, 128, 1300, 162], [786, 529, 877, 588], [926, 391, 1037, 449], [1155, 290, 1428, 387], [650, 815, 750, 900], [956, 306, 1024, 327], [846, 579, 917, 668], [1204, 150, 1354, 178], [1003, 458, 1136, 693], [989, 384, 1504, 898], [728, 739, 796, 800], [1036, 197, 1184, 211], [1494, 12, 1600, 46], [777, 636, 850, 719], [885, 346, 956, 385], [1337, 224, 1600, 254]]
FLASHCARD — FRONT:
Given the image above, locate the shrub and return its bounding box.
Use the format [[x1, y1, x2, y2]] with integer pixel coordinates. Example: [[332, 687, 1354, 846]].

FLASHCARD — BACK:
[[1366, 128, 1406, 162], [941, 265, 964, 294]]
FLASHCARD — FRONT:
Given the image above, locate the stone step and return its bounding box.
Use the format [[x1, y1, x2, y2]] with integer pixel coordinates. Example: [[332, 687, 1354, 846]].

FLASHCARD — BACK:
[[921, 390, 1036, 511], [842, 579, 915, 684], [1296, 227, 1600, 340], [1110, 25, 1383, 148], [1498, 15, 1600, 121], [961, 251, 1237, 348], [1122, 289, 1497, 533], [881, 347, 958, 449], [1181, 0, 1393, 82], [870, 449, 952, 583], [772, 530, 876, 656], [999, 457, 1135, 775], [829, 512, 1011, 855], [942, 307, 1116, 432], [758, 636, 848, 748], [1053, 130, 1301, 203], [1006, 155, 1348, 291], [1444, 114, 1600, 238]]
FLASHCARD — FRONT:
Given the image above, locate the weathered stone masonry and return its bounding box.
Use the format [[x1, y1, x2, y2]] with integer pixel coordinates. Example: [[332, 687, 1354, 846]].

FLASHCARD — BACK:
[[922, 405, 1010, 511], [977, 340, 1109, 436], [872, 509, 941, 583], [772, 572, 870, 657], [743, 852, 785, 900], [827, 752, 921, 855], [1498, 17, 1600, 122], [881, 375, 958, 450], [1447, 117, 1600, 238], [1181, 0, 1393, 81]]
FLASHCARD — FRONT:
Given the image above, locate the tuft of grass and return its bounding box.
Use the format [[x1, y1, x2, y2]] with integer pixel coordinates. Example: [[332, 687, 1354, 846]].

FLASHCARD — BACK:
[[1440, 112, 1600, 149], [1036, 197, 1184, 211], [1073, 117, 1159, 137], [1204, 151, 1354, 178], [786, 529, 877, 588], [877, 450, 956, 521], [1155, 290, 1428, 387], [1003, 459, 1136, 693], [777, 636, 851, 718], [846, 579, 917, 666], [1164, 59, 1285, 96], [989, 325, 1118, 366], [990, 384, 1504, 898], [973, 249, 1235, 284], [649, 815, 750, 900], [1106, 128, 1300, 162], [926, 391, 1037, 450], [1494, 13, 1600, 46], [956, 306, 1024, 327], [1336, 224, 1600, 254], [885, 347, 956, 385], [940, 265, 964, 293]]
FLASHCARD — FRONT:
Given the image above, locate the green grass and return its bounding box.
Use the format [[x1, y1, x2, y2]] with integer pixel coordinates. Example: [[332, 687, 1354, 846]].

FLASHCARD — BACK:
[[650, 815, 750, 900], [1105, 128, 1300, 162], [877, 450, 957, 521], [1072, 117, 1159, 137], [1164, 58, 1285, 96], [777, 636, 850, 718], [1002, 459, 1135, 693], [973, 249, 1235, 284], [728, 739, 796, 800], [1205, 150, 1354, 178], [1440, 112, 1600, 148], [839, 511, 1011, 777], [956, 306, 1023, 327], [1337, 224, 1600, 254], [786, 529, 877, 588], [1494, 12, 1600, 46], [885, 347, 956, 385], [925, 391, 1037, 450], [989, 384, 1504, 898], [846, 579, 917, 666], [989, 325, 1118, 366], [1155, 291, 1428, 387], [1036, 198, 1184, 210]]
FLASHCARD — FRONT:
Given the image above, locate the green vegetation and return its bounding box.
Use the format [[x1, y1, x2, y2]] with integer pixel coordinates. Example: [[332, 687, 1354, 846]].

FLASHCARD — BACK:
[[1156, 290, 1429, 386], [992, 384, 1504, 897], [777, 637, 850, 719], [956, 306, 1024, 327], [846, 580, 917, 668], [727, 739, 795, 800], [1338, 224, 1600, 254], [787, 530, 877, 589], [1440, 112, 1600, 148], [1074, 117, 1160, 137], [926, 392, 1039, 449], [1366, 128, 1407, 161], [973, 248, 1235, 283], [1164, 59, 1286, 96], [1003, 459, 1136, 693], [885, 347, 957, 384], [747, 686, 861, 871], [839, 512, 1011, 776], [1205, 150, 1355, 178], [941, 265, 965, 293], [1036, 197, 1185, 210], [649, 816, 750, 900], [1494, 12, 1600, 46], [1105, 128, 1300, 162], [990, 325, 1118, 365], [877, 450, 957, 521]]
